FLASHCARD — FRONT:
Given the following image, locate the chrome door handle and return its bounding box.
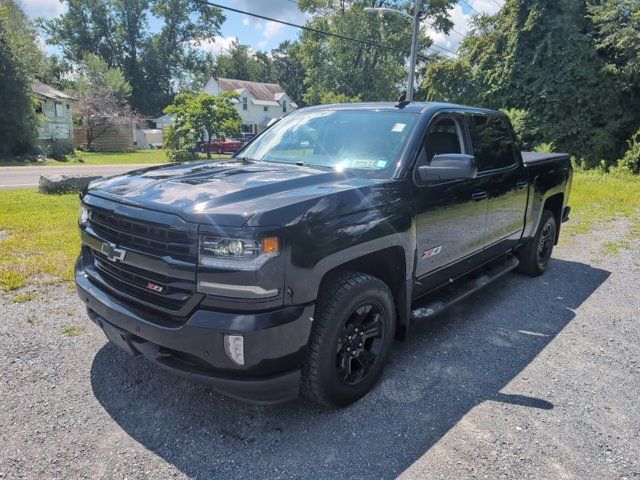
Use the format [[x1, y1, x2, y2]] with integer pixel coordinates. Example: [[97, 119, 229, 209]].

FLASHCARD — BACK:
[[471, 191, 488, 201], [516, 181, 528, 190]]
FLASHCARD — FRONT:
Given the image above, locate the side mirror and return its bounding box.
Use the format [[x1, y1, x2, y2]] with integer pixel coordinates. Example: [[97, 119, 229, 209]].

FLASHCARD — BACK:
[[418, 154, 477, 182]]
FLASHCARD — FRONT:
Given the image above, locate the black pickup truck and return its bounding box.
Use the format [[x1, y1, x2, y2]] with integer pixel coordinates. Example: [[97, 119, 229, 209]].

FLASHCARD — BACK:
[[76, 102, 572, 407]]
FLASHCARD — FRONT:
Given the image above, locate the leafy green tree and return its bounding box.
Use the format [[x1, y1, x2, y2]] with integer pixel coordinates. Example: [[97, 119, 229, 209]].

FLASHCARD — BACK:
[[320, 92, 361, 104], [73, 54, 137, 150], [297, 0, 457, 105], [0, 0, 44, 156], [618, 128, 640, 174], [421, 0, 623, 167], [164, 92, 242, 159], [76, 54, 132, 102], [40, 0, 225, 116], [215, 40, 272, 83], [271, 41, 307, 107], [589, 0, 640, 154]]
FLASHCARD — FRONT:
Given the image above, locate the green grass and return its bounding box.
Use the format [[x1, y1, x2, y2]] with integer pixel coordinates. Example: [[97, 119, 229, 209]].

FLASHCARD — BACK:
[[0, 150, 230, 167], [11, 292, 34, 303], [0, 190, 80, 290], [59, 325, 85, 336], [0, 171, 638, 292], [562, 170, 640, 237]]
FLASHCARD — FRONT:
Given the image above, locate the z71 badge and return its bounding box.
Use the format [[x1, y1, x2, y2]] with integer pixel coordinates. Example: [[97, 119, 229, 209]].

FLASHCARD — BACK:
[[422, 245, 442, 259]]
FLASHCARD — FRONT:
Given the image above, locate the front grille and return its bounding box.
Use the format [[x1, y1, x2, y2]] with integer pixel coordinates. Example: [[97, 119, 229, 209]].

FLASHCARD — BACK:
[[92, 251, 196, 313], [88, 207, 198, 263]]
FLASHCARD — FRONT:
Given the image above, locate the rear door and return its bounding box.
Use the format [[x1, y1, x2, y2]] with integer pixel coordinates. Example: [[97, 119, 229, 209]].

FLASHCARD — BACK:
[[465, 113, 528, 252], [410, 113, 490, 296]]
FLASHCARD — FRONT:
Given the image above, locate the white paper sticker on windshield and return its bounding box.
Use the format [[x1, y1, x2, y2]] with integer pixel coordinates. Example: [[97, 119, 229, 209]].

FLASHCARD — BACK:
[[391, 123, 406, 133]]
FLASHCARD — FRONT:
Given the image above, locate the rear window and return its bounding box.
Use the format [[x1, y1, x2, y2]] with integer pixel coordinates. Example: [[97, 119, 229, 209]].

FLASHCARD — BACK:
[[466, 114, 516, 171]]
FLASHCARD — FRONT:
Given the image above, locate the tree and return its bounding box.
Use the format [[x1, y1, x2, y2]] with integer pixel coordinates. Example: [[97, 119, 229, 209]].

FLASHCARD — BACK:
[[589, 0, 640, 154], [163, 92, 242, 159], [215, 40, 273, 83], [271, 41, 307, 107], [74, 55, 138, 150], [297, 0, 457, 105], [40, 0, 225, 116], [0, 0, 44, 156], [320, 92, 361, 104], [420, 0, 624, 167]]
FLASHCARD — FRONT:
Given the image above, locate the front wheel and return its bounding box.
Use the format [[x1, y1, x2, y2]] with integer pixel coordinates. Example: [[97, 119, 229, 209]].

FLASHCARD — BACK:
[[517, 210, 557, 276], [302, 272, 395, 408]]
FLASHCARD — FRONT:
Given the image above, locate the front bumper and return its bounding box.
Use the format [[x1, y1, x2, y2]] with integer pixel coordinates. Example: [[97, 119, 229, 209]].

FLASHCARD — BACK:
[[76, 262, 314, 405]]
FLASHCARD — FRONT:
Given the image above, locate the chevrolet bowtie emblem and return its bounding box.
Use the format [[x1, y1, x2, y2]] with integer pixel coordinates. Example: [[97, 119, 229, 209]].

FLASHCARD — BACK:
[[101, 242, 127, 262]]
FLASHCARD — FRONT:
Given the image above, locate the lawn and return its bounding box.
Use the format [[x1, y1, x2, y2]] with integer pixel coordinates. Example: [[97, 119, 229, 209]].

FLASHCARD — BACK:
[[0, 150, 230, 167], [0, 171, 639, 292]]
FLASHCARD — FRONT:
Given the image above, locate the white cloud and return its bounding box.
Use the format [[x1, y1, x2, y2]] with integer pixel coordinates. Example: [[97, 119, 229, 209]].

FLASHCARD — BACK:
[[196, 35, 238, 55], [234, 0, 309, 45], [423, 0, 502, 56], [20, 0, 65, 19], [469, 0, 501, 16]]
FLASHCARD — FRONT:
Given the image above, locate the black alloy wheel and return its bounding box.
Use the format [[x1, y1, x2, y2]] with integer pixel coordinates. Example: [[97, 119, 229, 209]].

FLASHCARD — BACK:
[[537, 221, 554, 269], [516, 209, 557, 277], [336, 303, 385, 385], [302, 272, 395, 407]]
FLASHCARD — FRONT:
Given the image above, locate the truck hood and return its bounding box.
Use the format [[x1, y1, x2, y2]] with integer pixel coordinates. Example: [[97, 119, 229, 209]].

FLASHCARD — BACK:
[[87, 160, 381, 227]]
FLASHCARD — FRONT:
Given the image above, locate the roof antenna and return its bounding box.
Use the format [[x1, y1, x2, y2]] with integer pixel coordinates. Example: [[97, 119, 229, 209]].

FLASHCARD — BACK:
[[395, 91, 410, 109]]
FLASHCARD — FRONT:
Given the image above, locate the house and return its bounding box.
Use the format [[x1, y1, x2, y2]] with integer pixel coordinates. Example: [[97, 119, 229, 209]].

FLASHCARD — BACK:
[[32, 81, 75, 149], [202, 75, 298, 135]]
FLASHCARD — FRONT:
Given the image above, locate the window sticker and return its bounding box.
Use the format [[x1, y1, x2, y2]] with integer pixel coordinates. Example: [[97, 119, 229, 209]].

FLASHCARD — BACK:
[[391, 123, 406, 133]]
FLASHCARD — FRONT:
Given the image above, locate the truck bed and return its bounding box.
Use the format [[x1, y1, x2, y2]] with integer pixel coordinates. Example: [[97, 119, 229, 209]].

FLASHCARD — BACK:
[[522, 151, 571, 166]]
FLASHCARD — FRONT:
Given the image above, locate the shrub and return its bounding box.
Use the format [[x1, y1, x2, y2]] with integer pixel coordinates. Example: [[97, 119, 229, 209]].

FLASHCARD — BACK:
[[165, 148, 198, 163], [617, 128, 640, 174]]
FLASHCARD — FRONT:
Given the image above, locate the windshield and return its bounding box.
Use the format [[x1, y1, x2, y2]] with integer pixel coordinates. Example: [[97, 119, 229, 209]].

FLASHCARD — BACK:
[[239, 109, 418, 174]]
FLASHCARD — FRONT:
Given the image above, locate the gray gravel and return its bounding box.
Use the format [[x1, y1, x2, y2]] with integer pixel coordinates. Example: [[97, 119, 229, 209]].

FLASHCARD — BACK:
[[1, 218, 638, 480]]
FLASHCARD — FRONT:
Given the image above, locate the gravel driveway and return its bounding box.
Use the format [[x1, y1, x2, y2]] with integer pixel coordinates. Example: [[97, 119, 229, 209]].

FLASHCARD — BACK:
[[1, 219, 638, 479]]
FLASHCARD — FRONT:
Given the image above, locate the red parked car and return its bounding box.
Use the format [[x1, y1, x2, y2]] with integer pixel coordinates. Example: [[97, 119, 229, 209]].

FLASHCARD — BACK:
[[200, 138, 243, 154]]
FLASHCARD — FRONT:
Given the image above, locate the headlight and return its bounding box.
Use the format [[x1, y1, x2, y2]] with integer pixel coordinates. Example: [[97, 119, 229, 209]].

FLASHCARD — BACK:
[[199, 235, 280, 270], [79, 205, 90, 226]]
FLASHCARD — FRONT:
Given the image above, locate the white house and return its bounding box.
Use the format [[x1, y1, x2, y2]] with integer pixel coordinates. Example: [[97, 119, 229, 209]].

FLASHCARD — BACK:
[[32, 81, 75, 149], [202, 75, 298, 135]]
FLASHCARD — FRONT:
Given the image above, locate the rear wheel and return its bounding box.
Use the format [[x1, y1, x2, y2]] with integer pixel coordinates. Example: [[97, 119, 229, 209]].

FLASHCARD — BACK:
[[302, 272, 395, 407], [517, 210, 557, 276]]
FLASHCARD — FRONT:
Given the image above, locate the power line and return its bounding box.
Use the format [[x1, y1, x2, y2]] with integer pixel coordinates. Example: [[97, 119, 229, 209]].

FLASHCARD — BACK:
[[458, 0, 480, 15], [194, 0, 458, 60], [429, 42, 458, 57]]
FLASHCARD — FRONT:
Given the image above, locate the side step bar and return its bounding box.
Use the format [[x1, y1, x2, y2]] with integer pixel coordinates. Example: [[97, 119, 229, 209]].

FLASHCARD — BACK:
[[411, 255, 520, 321]]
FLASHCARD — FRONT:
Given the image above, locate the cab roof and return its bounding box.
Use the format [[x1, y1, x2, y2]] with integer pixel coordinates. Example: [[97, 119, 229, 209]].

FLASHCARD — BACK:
[[302, 101, 498, 116]]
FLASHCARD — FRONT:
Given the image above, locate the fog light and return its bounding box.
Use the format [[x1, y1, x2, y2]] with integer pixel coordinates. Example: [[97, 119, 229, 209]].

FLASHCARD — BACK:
[[224, 334, 244, 365]]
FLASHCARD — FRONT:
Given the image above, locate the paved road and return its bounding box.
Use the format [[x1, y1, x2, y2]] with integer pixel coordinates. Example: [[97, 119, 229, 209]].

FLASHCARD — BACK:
[[0, 164, 160, 190], [0, 218, 638, 479]]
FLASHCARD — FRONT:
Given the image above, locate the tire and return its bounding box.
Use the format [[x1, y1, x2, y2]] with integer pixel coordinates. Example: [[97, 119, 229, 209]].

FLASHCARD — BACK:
[[517, 210, 557, 277], [217, 147, 223, 154], [302, 272, 396, 408]]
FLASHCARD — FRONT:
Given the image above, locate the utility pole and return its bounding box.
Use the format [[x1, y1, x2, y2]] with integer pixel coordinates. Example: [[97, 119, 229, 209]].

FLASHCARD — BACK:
[[365, 0, 424, 103]]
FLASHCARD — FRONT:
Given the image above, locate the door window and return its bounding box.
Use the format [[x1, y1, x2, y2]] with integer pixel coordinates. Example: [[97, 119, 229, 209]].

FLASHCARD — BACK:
[[466, 114, 516, 171], [418, 117, 465, 168]]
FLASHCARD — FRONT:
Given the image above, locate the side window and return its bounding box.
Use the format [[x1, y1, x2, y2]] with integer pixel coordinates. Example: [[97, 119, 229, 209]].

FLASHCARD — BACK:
[[466, 114, 516, 171], [418, 117, 464, 167]]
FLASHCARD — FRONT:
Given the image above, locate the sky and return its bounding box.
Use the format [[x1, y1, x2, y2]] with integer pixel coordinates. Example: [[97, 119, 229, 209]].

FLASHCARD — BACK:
[[21, 0, 502, 57]]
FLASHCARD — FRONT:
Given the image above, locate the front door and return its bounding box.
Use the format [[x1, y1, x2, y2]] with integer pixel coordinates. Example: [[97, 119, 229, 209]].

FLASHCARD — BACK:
[[410, 114, 490, 297]]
